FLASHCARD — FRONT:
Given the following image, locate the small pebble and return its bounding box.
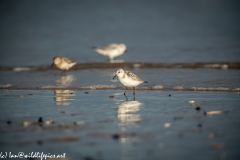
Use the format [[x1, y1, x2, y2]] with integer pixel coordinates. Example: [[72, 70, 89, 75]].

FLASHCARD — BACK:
[[169, 95, 171, 97], [164, 123, 171, 128], [204, 110, 222, 115], [210, 143, 226, 150], [6, 120, 12, 124], [74, 121, 85, 125], [85, 92, 89, 94], [37, 140, 43, 145], [23, 121, 34, 127], [45, 119, 54, 125], [209, 133, 215, 138], [196, 106, 201, 110], [112, 134, 120, 140], [109, 95, 115, 98], [189, 100, 195, 104]]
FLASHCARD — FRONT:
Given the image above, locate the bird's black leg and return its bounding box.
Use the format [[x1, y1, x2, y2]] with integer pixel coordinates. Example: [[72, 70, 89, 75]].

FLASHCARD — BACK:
[[124, 94, 128, 101], [61, 70, 66, 75], [124, 87, 128, 101], [124, 87, 127, 96], [133, 87, 136, 101]]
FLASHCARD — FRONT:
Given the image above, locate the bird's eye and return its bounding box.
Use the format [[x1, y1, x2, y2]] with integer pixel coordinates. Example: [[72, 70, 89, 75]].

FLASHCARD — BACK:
[[118, 71, 120, 73]]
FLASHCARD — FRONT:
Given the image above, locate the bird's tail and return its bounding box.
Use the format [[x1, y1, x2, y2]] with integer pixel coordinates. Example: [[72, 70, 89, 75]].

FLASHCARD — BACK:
[[144, 81, 148, 83]]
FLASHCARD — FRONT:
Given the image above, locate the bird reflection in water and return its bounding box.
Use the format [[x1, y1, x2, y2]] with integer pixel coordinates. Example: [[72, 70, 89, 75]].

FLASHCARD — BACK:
[[54, 90, 75, 106], [117, 100, 143, 144], [117, 100, 143, 158], [118, 100, 142, 128], [55, 74, 75, 87]]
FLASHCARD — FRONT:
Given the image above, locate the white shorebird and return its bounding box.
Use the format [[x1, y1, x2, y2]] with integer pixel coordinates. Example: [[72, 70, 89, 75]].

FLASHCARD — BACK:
[[113, 68, 148, 98], [92, 43, 127, 61], [51, 56, 76, 72]]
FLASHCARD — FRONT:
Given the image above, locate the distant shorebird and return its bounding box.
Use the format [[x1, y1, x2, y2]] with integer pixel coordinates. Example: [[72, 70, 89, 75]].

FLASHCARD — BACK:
[[92, 43, 127, 61], [113, 68, 148, 99], [51, 57, 76, 72]]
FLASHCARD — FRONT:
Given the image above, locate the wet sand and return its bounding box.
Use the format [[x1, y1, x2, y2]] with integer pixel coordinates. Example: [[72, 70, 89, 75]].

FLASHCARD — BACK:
[[0, 90, 240, 160], [1, 62, 240, 71]]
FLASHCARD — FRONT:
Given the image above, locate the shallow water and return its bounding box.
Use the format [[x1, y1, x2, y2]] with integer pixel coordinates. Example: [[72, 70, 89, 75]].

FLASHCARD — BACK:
[[0, 68, 239, 91], [0, 90, 240, 160], [0, 0, 240, 67]]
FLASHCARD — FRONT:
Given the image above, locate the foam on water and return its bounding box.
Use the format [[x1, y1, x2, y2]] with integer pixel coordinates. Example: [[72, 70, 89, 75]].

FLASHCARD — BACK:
[[80, 85, 116, 90], [233, 88, 240, 92], [41, 85, 59, 89], [0, 84, 12, 89], [204, 64, 229, 69], [173, 86, 184, 90], [192, 87, 230, 91], [13, 67, 33, 72], [1, 84, 239, 92], [0, 67, 239, 92], [152, 85, 164, 90]]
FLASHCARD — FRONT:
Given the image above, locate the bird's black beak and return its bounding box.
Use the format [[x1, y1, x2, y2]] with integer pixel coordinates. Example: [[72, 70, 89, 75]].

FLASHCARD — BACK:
[[51, 63, 54, 67], [113, 75, 117, 79]]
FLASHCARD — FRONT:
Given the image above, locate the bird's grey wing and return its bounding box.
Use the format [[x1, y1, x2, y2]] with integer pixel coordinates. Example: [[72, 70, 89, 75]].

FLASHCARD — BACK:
[[63, 57, 74, 63], [125, 71, 143, 82], [98, 44, 119, 50]]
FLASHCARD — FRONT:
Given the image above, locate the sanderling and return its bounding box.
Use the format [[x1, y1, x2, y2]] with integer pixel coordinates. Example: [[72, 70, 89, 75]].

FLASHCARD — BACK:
[[51, 57, 76, 72], [113, 68, 148, 98], [92, 43, 127, 61]]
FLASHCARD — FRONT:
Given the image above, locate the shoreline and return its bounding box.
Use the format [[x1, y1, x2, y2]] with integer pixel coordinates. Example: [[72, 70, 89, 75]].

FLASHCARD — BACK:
[[0, 87, 239, 92], [1, 62, 240, 71]]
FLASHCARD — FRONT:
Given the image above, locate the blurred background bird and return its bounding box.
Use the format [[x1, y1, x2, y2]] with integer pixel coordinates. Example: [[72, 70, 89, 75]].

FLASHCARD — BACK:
[[51, 56, 76, 72], [92, 43, 127, 61]]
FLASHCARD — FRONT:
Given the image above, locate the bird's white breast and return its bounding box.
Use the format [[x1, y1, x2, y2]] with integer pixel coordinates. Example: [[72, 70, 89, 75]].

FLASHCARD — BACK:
[[60, 62, 76, 70], [118, 76, 142, 87]]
